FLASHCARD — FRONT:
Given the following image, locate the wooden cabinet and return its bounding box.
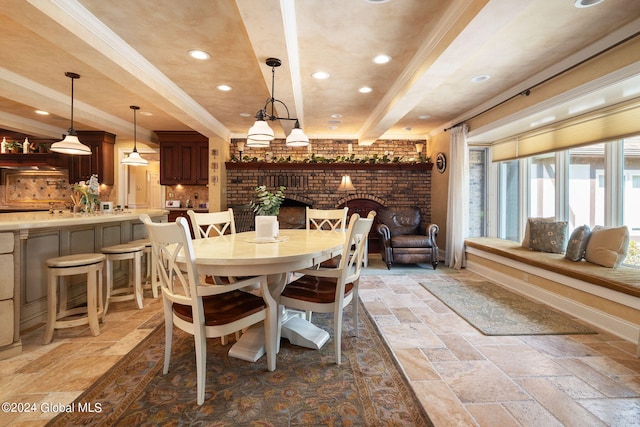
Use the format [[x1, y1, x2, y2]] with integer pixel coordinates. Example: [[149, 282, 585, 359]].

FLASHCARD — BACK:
[[67, 131, 115, 185], [157, 131, 208, 185]]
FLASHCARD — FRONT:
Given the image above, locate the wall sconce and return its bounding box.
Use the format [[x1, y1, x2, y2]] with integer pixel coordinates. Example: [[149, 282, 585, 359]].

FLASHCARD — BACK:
[[415, 143, 423, 154], [237, 141, 245, 161], [337, 175, 356, 193]]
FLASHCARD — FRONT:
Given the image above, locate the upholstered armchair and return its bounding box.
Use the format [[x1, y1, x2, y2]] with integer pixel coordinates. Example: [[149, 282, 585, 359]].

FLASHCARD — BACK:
[[376, 206, 439, 269]]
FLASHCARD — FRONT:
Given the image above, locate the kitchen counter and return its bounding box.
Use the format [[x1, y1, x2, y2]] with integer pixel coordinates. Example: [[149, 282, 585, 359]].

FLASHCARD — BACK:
[[0, 208, 168, 232], [0, 208, 168, 359]]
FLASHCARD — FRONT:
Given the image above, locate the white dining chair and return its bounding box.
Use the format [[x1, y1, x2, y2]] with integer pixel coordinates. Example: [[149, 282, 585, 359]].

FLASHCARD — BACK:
[[306, 206, 349, 232], [280, 213, 374, 364], [187, 208, 236, 238], [140, 214, 276, 405], [188, 208, 250, 344]]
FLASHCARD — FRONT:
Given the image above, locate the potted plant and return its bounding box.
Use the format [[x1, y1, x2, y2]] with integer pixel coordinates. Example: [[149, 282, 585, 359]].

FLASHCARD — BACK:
[[250, 185, 286, 216], [250, 185, 286, 240], [5, 140, 22, 153]]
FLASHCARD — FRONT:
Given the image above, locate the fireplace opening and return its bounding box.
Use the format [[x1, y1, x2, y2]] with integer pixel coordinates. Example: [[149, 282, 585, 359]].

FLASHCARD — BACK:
[[278, 198, 311, 229]]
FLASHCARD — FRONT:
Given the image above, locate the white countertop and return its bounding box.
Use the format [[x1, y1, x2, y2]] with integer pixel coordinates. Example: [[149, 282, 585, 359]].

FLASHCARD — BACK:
[[0, 208, 169, 232]]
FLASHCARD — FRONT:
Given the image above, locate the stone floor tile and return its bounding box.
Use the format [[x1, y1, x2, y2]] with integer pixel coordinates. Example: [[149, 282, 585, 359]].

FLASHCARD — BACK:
[[479, 344, 569, 377], [502, 401, 564, 427], [411, 381, 477, 426], [437, 334, 485, 361], [393, 348, 441, 381], [465, 403, 520, 427], [432, 360, 530, 403], [516, 377, 608, 426]]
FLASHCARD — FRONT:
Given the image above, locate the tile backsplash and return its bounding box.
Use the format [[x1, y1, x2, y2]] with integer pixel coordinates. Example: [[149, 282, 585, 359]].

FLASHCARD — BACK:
[[1, 170, 114, 209]]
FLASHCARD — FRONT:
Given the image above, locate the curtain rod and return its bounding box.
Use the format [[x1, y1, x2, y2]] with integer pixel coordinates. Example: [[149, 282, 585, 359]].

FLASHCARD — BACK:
[[444, 30, 640, 132]]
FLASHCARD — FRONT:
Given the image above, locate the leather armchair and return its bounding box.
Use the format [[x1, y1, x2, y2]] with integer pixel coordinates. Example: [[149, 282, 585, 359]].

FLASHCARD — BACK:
[[376, 207, 439, 269]]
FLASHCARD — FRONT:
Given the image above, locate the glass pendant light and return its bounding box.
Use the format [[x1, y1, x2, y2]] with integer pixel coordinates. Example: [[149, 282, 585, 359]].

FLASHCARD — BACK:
[[121, 105, 148, 166], [246, 58, 309, 148], [50, 72, 92, 155]]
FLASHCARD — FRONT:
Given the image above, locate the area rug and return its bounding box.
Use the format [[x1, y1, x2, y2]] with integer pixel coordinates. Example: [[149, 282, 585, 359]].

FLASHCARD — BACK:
[[421, 280, 596, 336], [47, 302, 432, 426]]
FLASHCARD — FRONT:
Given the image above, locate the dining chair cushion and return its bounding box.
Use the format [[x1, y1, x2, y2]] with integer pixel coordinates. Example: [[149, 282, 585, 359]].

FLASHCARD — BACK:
[[318, 254, 342, 269], [282, 275, 354, 304], [173, 290, 266, 326]]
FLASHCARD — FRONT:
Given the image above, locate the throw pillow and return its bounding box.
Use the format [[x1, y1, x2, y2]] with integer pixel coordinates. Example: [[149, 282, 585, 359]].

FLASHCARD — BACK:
[[584, 225, 629, 268], [529, 220, 568, 254], [564, 225, 591, 262], [522, 216, 555, 248]]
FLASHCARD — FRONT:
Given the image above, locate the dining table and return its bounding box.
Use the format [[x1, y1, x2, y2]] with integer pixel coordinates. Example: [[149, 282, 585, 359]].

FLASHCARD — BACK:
[[176, 228, 346, 363]]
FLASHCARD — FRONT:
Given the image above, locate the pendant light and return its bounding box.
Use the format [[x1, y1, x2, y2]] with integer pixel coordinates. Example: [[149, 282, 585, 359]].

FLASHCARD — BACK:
[[247, 58, 309, 148], [121, 105, 148, 166], [50, 72, 92, 155]]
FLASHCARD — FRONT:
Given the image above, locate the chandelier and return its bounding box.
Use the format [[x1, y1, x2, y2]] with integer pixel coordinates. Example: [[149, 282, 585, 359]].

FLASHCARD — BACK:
[[247, 58, 309, 148]]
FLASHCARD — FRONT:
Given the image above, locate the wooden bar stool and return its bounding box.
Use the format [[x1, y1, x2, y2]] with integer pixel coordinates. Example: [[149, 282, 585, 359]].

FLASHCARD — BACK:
[[43, 253, 105, 345], [102, 242, 145, 316], [129, 238, 159, 298]]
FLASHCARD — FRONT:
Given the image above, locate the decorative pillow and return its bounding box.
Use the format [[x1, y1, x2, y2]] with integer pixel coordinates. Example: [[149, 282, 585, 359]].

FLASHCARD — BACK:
[[522, 216, 555, 248], [584, 225, 629, 268], [529, 220, 568, 254], [564, 225, 591, 262]]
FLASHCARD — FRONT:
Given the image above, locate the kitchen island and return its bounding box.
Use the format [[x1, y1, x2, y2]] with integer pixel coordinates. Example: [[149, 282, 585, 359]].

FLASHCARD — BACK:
[[0, 208, 168, 359]]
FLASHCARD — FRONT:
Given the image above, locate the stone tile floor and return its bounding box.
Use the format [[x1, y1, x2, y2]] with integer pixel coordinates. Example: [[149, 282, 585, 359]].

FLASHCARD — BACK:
[[1, 255, 638, 426]]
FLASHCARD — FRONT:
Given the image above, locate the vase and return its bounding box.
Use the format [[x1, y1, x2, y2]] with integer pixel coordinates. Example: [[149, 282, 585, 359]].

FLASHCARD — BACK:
[[255, 215, 279, 239]]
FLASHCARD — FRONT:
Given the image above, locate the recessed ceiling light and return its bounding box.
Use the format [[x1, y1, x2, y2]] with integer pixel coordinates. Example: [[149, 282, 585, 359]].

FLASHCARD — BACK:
[[373, 54, 391, 64], [330, 113, 342, 119], [328, 120, 342, 124], [35, 110, 49, 115], [240, 112, 252, 117], [418, 114, 431, 120], [139, 111, 153, 116], [188, 49, 210, 60], [359, 86, 373, 93], [471, 75, 490, 83], [363, 0, 390, 3], [574, 0, 604, 8], [217, 84, 232, 91], [404, 126, 412, 131], [328, 125, 338, 130], [312, 71, 330, 80]]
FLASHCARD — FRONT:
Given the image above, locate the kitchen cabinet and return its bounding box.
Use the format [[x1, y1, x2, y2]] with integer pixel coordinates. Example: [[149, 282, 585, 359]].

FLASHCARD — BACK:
[[157, 131, 209, 185], [67, 131, 115, 185]]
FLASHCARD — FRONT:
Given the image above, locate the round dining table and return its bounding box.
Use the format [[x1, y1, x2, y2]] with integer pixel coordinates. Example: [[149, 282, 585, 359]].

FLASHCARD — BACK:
[[178, 228, 346, 363]]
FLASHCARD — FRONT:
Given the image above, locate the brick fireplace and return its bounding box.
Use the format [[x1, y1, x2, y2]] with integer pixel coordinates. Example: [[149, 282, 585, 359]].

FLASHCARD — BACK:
[[225, 161, 432, 251]]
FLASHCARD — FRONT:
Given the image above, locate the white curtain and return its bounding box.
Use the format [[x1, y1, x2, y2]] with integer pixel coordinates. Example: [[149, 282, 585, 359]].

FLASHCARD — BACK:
[[445, 124, 469, 269]]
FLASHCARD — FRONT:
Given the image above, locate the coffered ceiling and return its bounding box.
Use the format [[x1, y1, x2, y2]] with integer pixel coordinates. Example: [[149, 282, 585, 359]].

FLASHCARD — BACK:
[[0, 0, 639, 147]]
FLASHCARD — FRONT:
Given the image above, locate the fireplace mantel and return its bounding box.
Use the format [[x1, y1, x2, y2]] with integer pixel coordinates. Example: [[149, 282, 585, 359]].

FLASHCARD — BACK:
[[225, 162, 433, 171]]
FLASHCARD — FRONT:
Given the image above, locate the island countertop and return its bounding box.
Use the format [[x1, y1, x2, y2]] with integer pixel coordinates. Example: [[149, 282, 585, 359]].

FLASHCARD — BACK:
[[0, 208, 169, 232]]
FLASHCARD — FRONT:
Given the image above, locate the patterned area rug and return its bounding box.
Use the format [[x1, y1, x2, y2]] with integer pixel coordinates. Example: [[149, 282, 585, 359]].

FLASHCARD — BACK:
[[47, 302, 432, 426], [421, 280, 596, 336]]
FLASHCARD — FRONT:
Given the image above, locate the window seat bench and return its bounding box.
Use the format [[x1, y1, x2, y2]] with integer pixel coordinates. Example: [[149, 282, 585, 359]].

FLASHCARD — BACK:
[[464, 237, 640, 356]]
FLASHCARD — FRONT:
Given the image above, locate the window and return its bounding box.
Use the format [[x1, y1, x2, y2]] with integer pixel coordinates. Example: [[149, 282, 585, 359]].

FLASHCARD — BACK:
[[468, 149, 486, 237], [624, 137, 640, 266], [568, 144, 605, 230], [498, 160, 520, 241], [529, 153, 555, 218], [488, 137, 640, 267]]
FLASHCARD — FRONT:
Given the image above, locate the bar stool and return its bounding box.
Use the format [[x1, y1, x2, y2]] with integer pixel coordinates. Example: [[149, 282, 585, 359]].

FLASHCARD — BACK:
[[129, 238, 159, 298], [102, 242, 145, 316], [43, 253, 105, 345]]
